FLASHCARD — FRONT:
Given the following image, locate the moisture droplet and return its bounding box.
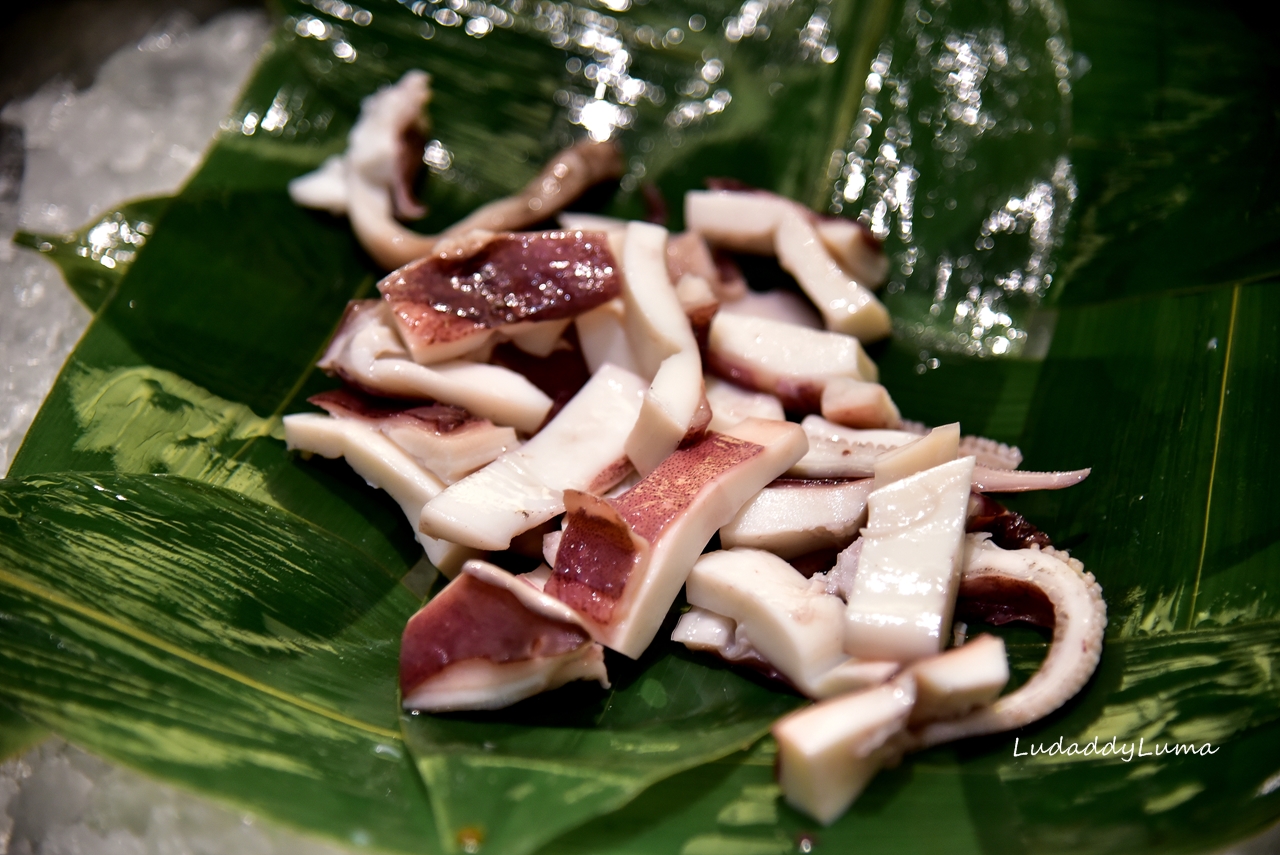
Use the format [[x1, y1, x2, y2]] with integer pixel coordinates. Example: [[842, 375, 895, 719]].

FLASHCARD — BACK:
[[457, 826, 485, 853]]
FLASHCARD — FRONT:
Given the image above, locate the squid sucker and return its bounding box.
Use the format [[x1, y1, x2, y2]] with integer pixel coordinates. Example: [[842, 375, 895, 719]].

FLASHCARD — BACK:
[[911, 534, 1107, 749]]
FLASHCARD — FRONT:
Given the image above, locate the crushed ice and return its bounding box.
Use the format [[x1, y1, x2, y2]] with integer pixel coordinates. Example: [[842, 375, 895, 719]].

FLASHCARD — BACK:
[[0, 10, 269, 475], [0, 9, 364, 855], [0, 740, 355, 855]]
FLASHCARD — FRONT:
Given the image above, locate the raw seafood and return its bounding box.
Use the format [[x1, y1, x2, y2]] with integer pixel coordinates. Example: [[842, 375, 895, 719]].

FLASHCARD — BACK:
[[290, 70, 623, 269], [379, 230, 620, 364], [682, 548, 899, 698], [545, 417, 807, 658], [843, 457, 975, 662], [913, 535, 1107, 748], [283, 92, 1100, 829], [400, 560, 608, 711], [706, 312, 879, 412], [281, 410, 476, 575], [307, 388, 515, 483], [418, 364, 645, 550], [772, 677, 916, 824], [317, 299, 553, 432], [719, 477, 872, 558], [685, 188, 891, 340]]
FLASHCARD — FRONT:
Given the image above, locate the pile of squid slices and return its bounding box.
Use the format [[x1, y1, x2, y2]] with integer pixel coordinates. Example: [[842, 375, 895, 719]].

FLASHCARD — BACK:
[[281, 71, 1103, 826]]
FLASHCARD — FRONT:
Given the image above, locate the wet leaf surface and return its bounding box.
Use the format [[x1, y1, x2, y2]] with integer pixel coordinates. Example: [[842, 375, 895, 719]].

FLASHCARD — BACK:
[[3, 0, 1278, 851]]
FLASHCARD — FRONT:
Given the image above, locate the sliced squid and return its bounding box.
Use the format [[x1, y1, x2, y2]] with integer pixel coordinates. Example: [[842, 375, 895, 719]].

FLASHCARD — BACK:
[[704, 377, 786, 433], [779, 537, 1103, 823], [683, 549, 899, 698], [558, 212, 628, 233], [685, 190, 891, 341], [545, 418, 807, 658], [820, 377, 902, 430], [666, 231, 728, 299], [912, 535, 1106, 749], [671, 607, 783, 681], [307, 388, 515, 483], [619, 221, 698, 376], [773, 677, 916, 825], [771, 635, 1007, 825], [617, 222, 709, 473], [282, 412, 474, 575], [972, 466, 1092, 493], [813, 217, 889, 287], [707, 314, 879, 412], [626, 350, 712, 476], [783, 538, 1104, 820], [788, 416, 919, 478], [719, 478, 872, 558], [685, 189, 791, 253], [788, 416, 1087, 493], [774, 208, 891, 342], [399, 560, 608, 711], [962, 436, 1023, 470], [965, 493, 1051, 549], [317, 300, 552, 433], [505, 318, 573, 358], [712, 250, 750, 301], [673, 273, 720, 346], [619, 223, 693, 361], [904, 633, 1009, 725], [813, 537, 862, 601], [844, 456, 976, 663], [873, 423, 960, 488], [900, 419, 1025, 470], [773, 633, 1008, 825], [444, 139, 623, 238], [288, 153, 350, 216], [673, 605, 900, 697], [575, 298, 640, 375], [685, 188, 890, 287], [892, 421, 1088, 491], [667, 252, 722, 354], [290, 68, 622, 270], [717, 288, 823, 330], [377, 230, 620, 364], [289, 71, 435, 269], [418, 364, 646, 551]]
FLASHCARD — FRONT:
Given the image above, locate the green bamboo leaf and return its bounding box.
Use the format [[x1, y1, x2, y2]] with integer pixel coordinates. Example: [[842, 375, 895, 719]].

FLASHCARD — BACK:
[[1054, 3, 1280, 305], [11, 323, 423, 579], [402, 645, 802, 855], [0, 703, 46, 762], [13, 197, 172, 312], [62, 364, 285, 504], [837, 0, 1077, 357], [1000, 281, 1278, 635], [0, 472, 439, 852], [1187, 284, 1280, 629], [537, 627, 1280, 855], [3, 0, 1278, 850]]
